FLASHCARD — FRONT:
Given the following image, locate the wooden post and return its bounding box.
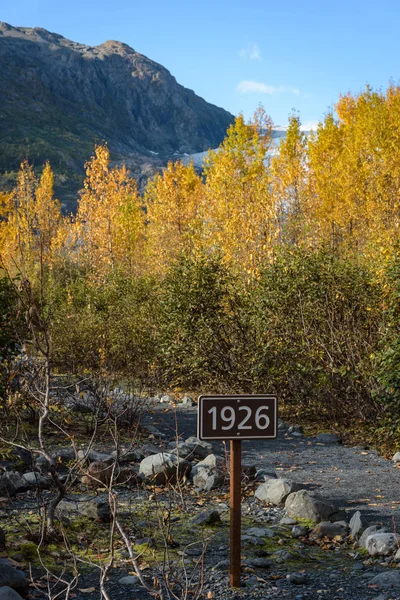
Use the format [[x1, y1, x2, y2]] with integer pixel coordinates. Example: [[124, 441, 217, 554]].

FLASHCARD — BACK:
[[230, 439, 241, 588]]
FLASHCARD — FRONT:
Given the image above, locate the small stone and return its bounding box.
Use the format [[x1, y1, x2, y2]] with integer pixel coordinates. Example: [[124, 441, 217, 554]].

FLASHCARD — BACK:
[[139, 453, 191, 485], [246, 558, 271, 569], [160, 394, 173, 404], [245, 527, 275, 538], [212, 560, 229, 571], [280, 517, 297, 525], [255, 469, 276, 481], [315, 433, 341, 444], [191, 510, 221, 526], [118, 576, 139, 586], [288, 425, 303, 434], [287, 572, 308, 585], [292, 525, 309, 538], [310, 521, 348, 539]]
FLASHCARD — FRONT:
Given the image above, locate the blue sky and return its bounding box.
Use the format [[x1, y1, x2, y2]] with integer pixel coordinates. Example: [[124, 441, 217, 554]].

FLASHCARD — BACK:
[[2, 0, 400, 129]]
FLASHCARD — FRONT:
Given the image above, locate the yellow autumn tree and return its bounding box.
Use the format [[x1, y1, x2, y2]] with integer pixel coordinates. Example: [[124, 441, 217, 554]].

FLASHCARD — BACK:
[[270, 113, 309, 245], [144, 160, 204, 273], [202, 109, 277, 276], [75, 144, 144, 277], [0, 161, 61, 276]]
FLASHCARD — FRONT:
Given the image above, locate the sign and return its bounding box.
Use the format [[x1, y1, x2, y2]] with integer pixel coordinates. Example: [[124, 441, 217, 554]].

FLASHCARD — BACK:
[[197, 394, 277, 441], [197, 394, 278, 589]]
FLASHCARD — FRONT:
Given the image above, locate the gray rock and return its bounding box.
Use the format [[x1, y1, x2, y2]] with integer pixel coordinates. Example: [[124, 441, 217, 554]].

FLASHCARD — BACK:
[[242, 536, 265, 546], [212, 560, 229, 571], [35, 455, 50, 471], [278, 419, 287, 430], [111, 448, 143, 463], [285, 490, 344, 523], [190, 453, 225, 491], [160, 394, 173, 404], [394, 548, 400, 562], [288, 425, 303, 434], [280, 517, 297, 526], [181, 395, 194, 406], [118, 576, 139, 586], [315, 433, 341, 444], [245, 558, 271, 569], [349, 510, 364, 539], [255, 469, 276, 482], [144, 425, 165, 438], [22, 472, 52, 489], [0, 472, 27, 496], [292, 525, 309, 538], [392, 452, 400, 463], [287, 572, 308, 585], [310, 521, 348, 539], [192, 466, 224, 491], [191, 510, 221, 526], [77, 450, 113, 464], [255, 478, 304, 505], [184, 437, 213, 459], [359, 525, 387, 549], [57, 498, 111, 523], [0, 587, 24, 600], [0, 565, 28, 595], [139, 453, 191, 484], [369, 571, 400, 588], [365, 533, 400, 556], [51, 447, 76, 464], [245, 527, 275, 538]]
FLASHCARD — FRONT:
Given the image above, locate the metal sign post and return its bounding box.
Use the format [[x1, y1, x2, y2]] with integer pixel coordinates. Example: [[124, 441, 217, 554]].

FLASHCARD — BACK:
[[198, 395, 278, 589]]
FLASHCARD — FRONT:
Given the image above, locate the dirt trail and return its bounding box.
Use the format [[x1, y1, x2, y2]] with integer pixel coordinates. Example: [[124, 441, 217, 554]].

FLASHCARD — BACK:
[[143, 402, 400, 527]]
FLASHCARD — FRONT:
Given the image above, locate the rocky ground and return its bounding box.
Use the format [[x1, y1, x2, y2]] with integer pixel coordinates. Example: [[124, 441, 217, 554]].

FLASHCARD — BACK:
[[1, 394, 400, 600]]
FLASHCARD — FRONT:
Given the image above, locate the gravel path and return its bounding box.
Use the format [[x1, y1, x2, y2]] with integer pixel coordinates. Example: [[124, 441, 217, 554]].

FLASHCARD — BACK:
[[143, 402, 400, 528]]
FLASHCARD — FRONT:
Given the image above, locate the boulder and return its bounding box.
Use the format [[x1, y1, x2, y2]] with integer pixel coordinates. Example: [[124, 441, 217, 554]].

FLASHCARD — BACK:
[[0, 472, 27, 496], [191, 510, 221, 526], [111, 448, 143, 463], [369, 571, 400, 588], [365, 532, 400, 556], [310, 521, 348, 539], [190, 454, 225, 491], [392, 452, 400, 463], [349, 510, 364, 540], [58, 498, 111, 523], [81, 461, 136, 488], [359, 525, 387, 549], [0, 563, 28, 596], [255, 478, 304, 505], [22, 472, 52, 490], [184, 437, 212, 459], [77, 450, 113, 464], [291, 525, 309, 538], [181, 396, 194, 406], [284, 490, 344, 523], [0, 587, 24, 600], [139, 453, 191, 485]]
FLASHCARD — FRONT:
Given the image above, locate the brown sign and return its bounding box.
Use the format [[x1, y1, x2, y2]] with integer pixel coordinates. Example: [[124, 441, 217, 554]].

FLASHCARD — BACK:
[[197, 395, 277, 441]]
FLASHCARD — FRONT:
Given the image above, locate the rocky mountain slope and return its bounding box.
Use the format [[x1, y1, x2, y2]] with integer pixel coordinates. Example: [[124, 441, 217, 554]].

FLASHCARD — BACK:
[[0, 23, 234, 210]]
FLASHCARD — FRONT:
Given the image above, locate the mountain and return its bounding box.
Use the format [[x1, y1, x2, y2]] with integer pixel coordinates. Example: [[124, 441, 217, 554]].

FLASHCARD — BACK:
[[0, 23, 234, 210]]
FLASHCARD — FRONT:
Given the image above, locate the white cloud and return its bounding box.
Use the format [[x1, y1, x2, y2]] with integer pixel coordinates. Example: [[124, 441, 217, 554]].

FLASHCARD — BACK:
[[239, 43, 261, 61], [236, 80, 300, 96]]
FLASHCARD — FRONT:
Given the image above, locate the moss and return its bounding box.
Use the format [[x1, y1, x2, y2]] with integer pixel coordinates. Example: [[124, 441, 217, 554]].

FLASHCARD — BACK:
[[20, 541, 38, 560]]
